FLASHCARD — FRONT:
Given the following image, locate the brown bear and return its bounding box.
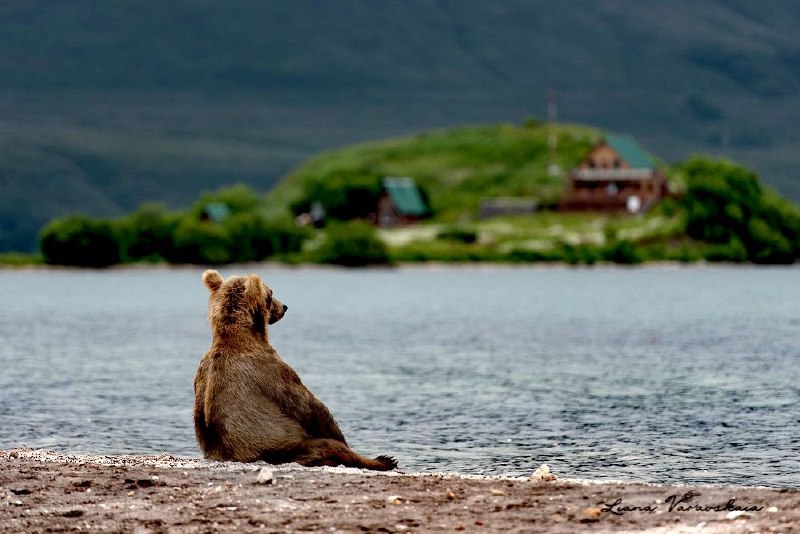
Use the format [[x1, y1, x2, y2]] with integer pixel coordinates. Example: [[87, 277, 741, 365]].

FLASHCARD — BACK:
[[193, 269, 397, 471]]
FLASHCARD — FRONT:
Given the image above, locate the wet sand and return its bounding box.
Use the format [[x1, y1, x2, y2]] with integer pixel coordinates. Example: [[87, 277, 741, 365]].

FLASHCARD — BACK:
[[1, 449, 798, 533]]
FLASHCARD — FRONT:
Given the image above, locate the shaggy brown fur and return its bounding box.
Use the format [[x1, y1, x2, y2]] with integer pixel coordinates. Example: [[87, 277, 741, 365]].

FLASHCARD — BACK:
[[193, 270, 397, 471]]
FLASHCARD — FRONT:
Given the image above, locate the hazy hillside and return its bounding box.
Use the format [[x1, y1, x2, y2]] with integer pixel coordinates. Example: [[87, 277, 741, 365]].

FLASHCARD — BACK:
[[2, 0, 800, 250]]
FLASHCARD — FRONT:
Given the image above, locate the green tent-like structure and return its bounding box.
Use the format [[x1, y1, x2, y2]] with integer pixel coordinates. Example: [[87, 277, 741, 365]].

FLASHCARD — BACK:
[[375, 177, 429, 226], [382, 177, 428, 217]]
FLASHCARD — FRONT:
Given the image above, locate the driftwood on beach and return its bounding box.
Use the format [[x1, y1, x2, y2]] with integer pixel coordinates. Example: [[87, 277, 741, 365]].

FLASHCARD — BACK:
[[1, 449, 798, 533]]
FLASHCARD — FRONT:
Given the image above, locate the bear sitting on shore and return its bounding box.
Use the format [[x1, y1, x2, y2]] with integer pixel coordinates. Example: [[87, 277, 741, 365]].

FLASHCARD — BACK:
[[193, 270, 397, 471]]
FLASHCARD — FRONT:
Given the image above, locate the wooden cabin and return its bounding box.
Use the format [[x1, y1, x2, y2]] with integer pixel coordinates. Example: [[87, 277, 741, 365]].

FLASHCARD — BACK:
[[560, 135, 666, 214], [375, 177, 429, 227]]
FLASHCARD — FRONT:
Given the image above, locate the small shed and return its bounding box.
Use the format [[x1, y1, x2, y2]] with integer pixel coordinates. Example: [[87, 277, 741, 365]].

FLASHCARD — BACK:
[[199, 202, 231, 223], [479, 197, 538, 219], [560, 134, 667, 214], [375, 177, 428, 227]]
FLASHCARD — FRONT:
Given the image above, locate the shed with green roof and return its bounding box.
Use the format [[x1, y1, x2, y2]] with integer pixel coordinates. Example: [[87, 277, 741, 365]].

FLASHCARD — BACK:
[[376, 177, 429, 226]]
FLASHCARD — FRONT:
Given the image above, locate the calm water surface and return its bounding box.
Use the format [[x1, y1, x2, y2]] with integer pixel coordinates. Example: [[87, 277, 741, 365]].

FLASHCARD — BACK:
[[1, 266, 798, 486]]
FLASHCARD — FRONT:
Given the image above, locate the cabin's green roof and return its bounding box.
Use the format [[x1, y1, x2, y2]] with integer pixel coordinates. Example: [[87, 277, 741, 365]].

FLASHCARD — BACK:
[[606, 134, 657, 169], [383, 177, 428, 216], [203, 202, 231, 222]]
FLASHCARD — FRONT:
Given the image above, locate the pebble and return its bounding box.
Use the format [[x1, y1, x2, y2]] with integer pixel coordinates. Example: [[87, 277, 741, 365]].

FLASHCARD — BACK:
[[61, 509, 83, 518], [490, 489, 504, 496], [530, 464, 557, 482], [582, 507, 602, 520], [767, 506, 779, 513], [725, 511, 750, 520], [386, 495, 403, 505], [256, 468, 276, 485]]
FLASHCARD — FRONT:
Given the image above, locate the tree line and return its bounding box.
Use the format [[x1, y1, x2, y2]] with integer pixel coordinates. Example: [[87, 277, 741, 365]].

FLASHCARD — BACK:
[[37, 157, 800, 267]]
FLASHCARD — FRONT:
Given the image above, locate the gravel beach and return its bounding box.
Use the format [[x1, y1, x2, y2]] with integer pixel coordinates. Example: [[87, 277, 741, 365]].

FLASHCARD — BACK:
[[1, 449, 798, 533]]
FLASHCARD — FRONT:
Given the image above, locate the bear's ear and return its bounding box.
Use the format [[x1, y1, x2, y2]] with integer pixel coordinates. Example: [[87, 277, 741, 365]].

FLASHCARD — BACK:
[[202, 270, 223, 292], [244, 274, 267, 307]]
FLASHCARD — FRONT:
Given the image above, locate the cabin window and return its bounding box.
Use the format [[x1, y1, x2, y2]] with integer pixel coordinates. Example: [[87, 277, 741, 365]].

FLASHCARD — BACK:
[[613, 158, 621, 168]]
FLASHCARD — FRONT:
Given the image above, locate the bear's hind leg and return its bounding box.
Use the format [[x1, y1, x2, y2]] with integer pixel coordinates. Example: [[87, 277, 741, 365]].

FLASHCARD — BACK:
[[292, 438, 397, 471]]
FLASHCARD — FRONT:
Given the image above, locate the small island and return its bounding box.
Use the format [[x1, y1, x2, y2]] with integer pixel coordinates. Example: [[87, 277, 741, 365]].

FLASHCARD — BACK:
[[22, 122, 800, 267]]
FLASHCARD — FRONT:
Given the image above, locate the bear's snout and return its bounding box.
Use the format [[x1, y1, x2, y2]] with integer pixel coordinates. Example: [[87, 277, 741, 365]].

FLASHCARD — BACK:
[[268, 298, 288, 325]]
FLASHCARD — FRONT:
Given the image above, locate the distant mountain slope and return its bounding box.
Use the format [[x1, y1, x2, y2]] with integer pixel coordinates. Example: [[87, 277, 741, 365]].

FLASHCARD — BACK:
[[2, 0, 800, 250]]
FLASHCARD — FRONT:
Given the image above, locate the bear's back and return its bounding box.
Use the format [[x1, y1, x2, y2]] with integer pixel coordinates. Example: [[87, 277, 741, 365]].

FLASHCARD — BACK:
[[195, 348, 307, 462]]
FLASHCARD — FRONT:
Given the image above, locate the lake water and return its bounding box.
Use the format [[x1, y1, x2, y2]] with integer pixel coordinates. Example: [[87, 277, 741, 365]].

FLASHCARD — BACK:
[[1, 266, 798, 487]]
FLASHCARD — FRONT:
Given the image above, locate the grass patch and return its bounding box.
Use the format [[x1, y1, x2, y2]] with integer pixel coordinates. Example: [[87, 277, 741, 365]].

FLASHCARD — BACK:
[[0, 252, 42, 266]]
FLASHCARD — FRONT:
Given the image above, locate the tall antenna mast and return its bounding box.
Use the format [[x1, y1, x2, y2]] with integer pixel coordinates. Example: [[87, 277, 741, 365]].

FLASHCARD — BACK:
[[547, 87, 560, 177]]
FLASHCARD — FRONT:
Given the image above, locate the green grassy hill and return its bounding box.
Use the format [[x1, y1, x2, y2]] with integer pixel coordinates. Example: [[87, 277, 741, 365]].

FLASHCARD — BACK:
[[3, 1, 800, 250], [266, 122, 688, 263], [267, 123, 601, 221]]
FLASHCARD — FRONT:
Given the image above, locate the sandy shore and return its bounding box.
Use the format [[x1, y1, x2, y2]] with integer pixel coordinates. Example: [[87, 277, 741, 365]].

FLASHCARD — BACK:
[[1, 449, 798, 533]]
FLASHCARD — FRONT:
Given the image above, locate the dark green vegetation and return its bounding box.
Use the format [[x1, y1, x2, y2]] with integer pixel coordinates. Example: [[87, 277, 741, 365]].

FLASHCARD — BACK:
[[0, 252, 41, 266], [40, 186, 309, 267], [3, 1, 800, 251], [315, 222, 390, 267], [36, 123, 800, 267], [682, 158, 800, 264]]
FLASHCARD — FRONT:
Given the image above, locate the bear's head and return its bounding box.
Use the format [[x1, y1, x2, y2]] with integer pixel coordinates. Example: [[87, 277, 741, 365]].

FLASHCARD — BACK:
[[202, 270, 287, 340]]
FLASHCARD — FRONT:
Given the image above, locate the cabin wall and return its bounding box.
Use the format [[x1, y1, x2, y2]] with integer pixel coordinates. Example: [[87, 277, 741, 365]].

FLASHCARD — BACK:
[[560, 172, 667, 213]]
